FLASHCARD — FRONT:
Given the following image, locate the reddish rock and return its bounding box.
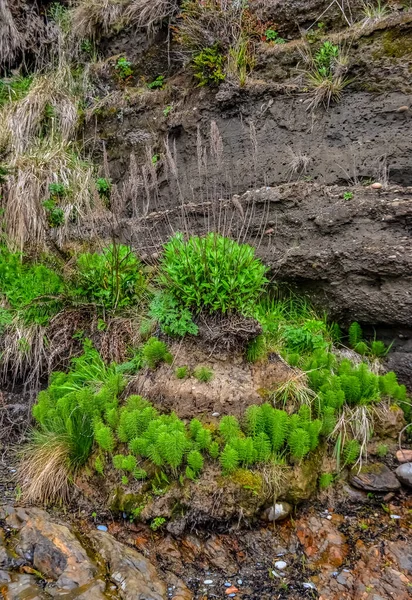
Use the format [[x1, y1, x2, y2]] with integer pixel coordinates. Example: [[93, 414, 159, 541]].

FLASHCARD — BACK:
[[396, 449, 412, 463]]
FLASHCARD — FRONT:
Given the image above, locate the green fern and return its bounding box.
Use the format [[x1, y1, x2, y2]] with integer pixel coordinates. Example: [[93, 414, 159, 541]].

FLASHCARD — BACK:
[[94, 455, 104, 475], [142, 337, 173, 369], [340, 375, 361, 404], [187, 450, 204, 474], [253, 432, 272, 462], [245, 405, 265, 437], [209, 441, 220, 459], [343, 439, 360, 465], [307, 419, 322, 450], [94, 423, 115, 453], [230, 437, 256, 466], [189, 418, 202, 438], [321, 406, 336, 435], [370, 340, 387, 358], [129, 437, 149, 456], [193, 365, 213, 383], [288, 428, 311, 460], [354, 341, 368, 356], [219, 415, 240, 442], [195, 427, 212, 450], [319, 472, 334, 489], [157, 430, 187, 472], [271, 410, 290, 452], [175, 366, 189, 379], [349, 322, 363, 347], [133, 468, 148, 480], [220, 445, 240, 473]]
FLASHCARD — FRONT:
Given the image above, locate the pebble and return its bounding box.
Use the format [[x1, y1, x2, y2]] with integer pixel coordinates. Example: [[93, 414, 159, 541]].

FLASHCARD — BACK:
[[237, 579, 243, 585], [228, 595, 236, 598], [390, 514, 401, 519], [212, 412, 220, 417], [271, 570, 282, 578], [274, 561, 287, 570], [96, 525, 108, 532], [204, 580, 213, 585], [371, 182, 382, 189], [224, 582, 232, 587], [303, 582, 317, 590]]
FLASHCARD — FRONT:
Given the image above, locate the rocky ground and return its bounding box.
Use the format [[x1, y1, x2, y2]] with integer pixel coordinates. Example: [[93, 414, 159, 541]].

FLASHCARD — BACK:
[[1, 457, 411, 600]]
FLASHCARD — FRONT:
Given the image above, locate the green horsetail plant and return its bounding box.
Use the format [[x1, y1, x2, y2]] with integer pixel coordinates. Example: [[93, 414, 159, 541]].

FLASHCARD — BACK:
[[142, 337, 173, 369], [288, 428, 311, 460], [220, 445, 240, 473], [193, 366, 213, 383], [343, 439, 361, 466], [349, 322, 363, 348], [219, 415, 241, 442], [187, 450, 204, 475]]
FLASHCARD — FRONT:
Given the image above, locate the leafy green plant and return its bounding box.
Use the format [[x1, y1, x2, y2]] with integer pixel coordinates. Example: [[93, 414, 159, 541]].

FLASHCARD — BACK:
[[42, 198, 65, 228], [175, 366, 189, 379], [193, 366, 213, 383], [370, 340, 387, 358], [159, 233, 267, 315], [96, 178, 112, 201], [150, 516, 166, 531], [265, 29, 285, 44], [246, 335, 267, 363], [147, 75, 165, 89], [193, 44, 226, 87], [343, 191, 354, 200], [115, 57, 133, 80], [163, 105, 172, 116], [149, 292, 198, 337], [283, 320, 330, 353], [343, 439, 361, 465], [142, 337, 172, 369], [74, 244, 145, 311]]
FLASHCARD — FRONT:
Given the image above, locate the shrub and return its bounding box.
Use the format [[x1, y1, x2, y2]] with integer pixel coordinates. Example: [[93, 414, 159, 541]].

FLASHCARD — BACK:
[[142, 337, 172, 369], [193, 366, 213, 383], [149, 292, 198, 337], [159, 233, 267, 315], [115, 56, 133, 79], [74, 244, 145, 311]]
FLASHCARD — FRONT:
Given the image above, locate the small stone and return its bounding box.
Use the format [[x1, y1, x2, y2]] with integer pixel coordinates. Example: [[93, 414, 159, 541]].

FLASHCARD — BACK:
[[225, 587, 238, 595], [396, 106, 409, 112], [237, 579, 242, 585], [204, 580, 213, 585], [371, 182, 382, 189], [224, 582, 232, 587], [396, 449, 412, 463], [390, 515, 401, 520], [212, 412, 220, 417], [262, 502, 292, 522], [395, 463, 412, 488], [228, 595, 236, 598], [274, 561, 287, 570], [271, 570, 282, 578], [303, 582, 317, 590], [96, 525, 108, 532]]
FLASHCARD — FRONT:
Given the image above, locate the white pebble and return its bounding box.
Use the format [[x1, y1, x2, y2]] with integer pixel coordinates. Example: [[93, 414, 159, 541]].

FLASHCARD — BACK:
[[303, 582, 317, 590], [390, 515, 401, 520], [204, 580, 213, 585], [274, 561, 287, 570], [271, 570, 282, 578], [212, 412, 220, 417]]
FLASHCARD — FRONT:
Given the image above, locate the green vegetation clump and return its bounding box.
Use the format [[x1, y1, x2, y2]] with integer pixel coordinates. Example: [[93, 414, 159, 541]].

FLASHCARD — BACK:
[[115, 57, 133, 80], [175, 366, 189, 379], [149, 292, 198, 337], [141, 337, 172, 369], [0, 75, 33, 107], [319, 473, 334, 489], [74, 244, 145, 311], [193, 45, 226, 87], [193, 366, 213, 383], [159, 232, 267, 315]]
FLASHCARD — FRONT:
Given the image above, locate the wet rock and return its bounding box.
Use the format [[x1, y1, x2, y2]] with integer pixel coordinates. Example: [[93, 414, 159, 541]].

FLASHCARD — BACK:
[[386, 352, 412, 392], [204, 535, 238, 575], [90, 530, 167, 600], [0, 573, 49, 599], [13, 508, 103, 595], [374, 405, 405, 437], [349, 463, 401, 493], [395, 463, 412, 488], [261, 502, 292, 522], [396, 449, 412, 463]]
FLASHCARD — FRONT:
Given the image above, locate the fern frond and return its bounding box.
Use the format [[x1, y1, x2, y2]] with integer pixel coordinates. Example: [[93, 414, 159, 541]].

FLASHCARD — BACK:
[[220, 445, 240, 473], [219, 415, 240, 442], [288, 428, 311, 459]]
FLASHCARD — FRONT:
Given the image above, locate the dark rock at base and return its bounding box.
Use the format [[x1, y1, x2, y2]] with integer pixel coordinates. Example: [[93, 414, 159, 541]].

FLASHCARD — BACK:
[[340, 484, 369, 503], [349, 463, 401, 493], [395, 463, 412, 488], [13, 508, 102, 593], [386, 352, 412, 393], [90, 530, 167, 600]]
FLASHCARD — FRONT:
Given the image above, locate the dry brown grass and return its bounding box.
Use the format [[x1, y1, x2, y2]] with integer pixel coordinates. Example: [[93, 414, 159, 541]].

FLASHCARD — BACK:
[[72, 0, 177, 39], [0, 322, 47, 391], [0, 0, 22, 68], [19, 432, 71, 504], [2, 138, 97, 251]]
